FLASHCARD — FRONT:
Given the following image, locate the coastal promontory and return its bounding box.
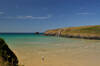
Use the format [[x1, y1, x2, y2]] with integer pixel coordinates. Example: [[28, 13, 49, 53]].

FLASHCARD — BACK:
[[44, 25, 100, 39]]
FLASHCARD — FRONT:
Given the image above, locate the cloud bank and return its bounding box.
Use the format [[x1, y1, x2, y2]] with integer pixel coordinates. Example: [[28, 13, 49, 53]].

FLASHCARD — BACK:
[[76, 12, 89, 15], [0, 15, 52, 20], [0, 12, 4, 15]]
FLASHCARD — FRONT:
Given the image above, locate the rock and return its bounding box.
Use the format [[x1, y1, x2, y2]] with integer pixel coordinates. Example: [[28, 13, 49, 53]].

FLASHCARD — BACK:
[[34, 32, 39, 35], [0, 38, 19, 66]]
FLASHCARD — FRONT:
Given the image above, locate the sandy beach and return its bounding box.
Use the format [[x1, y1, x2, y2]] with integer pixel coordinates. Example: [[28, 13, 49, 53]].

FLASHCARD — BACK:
[[12, 41, 100, 66], [1, 34, 100, 66]]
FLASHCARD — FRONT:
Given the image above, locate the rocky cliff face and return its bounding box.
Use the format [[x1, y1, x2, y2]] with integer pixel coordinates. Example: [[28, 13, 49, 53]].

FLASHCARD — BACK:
[[0, 38, 19, 66]]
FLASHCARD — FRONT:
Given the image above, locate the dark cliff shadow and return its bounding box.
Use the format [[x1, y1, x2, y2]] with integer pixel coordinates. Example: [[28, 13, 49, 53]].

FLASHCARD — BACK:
[[0, 38, 19, 66]]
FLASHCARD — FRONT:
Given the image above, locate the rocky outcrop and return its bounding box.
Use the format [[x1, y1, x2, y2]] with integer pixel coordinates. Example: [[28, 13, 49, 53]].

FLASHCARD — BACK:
[[34, 32, 40, 35], [0, 38, 19, 66]]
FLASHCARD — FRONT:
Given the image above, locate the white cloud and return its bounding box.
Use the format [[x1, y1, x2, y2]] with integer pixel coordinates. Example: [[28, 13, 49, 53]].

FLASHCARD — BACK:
[[76, 12, 89, 15], [76, 12, 96, 16], [17, 15, 51, 19], [16, 16, 33, 19], [0, 12, 4, 15], [0, 15, 52, 20], [32, 15, 51, 19], [76, 7, 94, 15], [26, 16, 33, 18]]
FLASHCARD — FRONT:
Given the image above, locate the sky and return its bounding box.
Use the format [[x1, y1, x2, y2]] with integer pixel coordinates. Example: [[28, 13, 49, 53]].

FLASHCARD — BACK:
[[0, 0, 100, 32]]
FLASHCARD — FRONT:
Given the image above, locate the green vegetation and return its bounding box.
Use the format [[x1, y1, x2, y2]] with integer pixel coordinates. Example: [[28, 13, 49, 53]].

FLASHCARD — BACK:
[[45, 25, 100, 39]]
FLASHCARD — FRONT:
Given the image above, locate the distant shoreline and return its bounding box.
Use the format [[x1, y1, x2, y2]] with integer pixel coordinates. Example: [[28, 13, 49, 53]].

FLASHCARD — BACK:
[[0, 33, 44, 34], [0, 32, 43, 34]]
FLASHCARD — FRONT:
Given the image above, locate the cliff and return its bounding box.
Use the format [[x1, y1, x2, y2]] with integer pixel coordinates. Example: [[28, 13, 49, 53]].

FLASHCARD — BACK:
[[0, 38, 19, 66], [44, 25, 100, 39]]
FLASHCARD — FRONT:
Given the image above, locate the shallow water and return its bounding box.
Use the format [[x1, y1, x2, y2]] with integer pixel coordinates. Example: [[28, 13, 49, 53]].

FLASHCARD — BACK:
[[0, 33, 100, 66]]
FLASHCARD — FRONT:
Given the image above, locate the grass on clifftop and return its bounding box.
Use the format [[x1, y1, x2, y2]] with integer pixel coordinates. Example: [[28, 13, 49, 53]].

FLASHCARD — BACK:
[[45, 25, 100, 36]]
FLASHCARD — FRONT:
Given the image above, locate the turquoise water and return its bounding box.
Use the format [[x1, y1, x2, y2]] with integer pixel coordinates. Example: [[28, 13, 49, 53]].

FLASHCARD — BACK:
[[0, 33, 100, 66]]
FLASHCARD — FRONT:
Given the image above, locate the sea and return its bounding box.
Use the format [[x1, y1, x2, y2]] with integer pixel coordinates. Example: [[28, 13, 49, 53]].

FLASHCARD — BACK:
[[0, 33, 100, 66]]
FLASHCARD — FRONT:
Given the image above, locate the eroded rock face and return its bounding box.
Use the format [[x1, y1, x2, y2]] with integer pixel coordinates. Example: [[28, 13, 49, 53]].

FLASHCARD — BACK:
[[0, 38, 18, 66]]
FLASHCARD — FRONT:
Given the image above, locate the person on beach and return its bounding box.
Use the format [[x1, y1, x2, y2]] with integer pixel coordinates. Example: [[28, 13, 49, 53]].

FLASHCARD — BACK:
[[42, 56, 45, 62]]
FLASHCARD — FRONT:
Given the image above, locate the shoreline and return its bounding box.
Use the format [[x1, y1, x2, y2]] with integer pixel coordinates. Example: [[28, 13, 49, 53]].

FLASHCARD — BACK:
[[44, 34, 100, 40]]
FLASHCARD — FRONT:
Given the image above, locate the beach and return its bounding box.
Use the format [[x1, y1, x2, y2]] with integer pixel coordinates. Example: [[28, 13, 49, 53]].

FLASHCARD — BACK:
[[0, 33, 100, 66]]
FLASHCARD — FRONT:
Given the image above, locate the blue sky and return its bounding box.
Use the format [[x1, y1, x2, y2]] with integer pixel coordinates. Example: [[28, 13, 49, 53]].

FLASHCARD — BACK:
[[0, 0, 100, 32]]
